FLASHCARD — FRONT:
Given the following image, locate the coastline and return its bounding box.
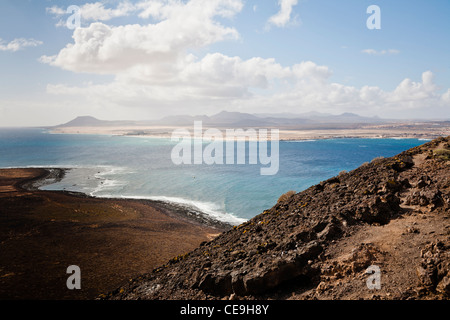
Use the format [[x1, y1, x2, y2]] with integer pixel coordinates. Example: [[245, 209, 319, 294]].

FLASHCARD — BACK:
[[47, 122, 450, 141], [104, 135, 450, 301], [23, 168, 235, 231], [0, 167, 230, 300]]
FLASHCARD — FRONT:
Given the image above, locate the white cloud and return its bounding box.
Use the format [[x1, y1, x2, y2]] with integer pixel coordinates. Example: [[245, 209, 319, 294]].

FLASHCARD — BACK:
[[442, 89, 450, 103], [362, 49, 400, 55], [40, 0, 449, 120], [0, 38, 43, 52], [390, 71, 438, 103], [268, 0, 298, 27], [81, 2, 135, 21], [46, 39, 449, 117], [41, 0, 243, 74], [47, 1, 135, 23], [46, 5, 67, 16], [47, 0, 243, 24], [137, 0, 243, 19]]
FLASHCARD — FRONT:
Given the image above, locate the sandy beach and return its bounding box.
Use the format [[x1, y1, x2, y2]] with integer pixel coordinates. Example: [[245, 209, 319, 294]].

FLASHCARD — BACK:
[[48, 121, 450, 141], [0, 168, 229, 300]]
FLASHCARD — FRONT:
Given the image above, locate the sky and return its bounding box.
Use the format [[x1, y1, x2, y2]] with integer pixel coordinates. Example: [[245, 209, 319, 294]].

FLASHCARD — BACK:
[[0, 0, 449, 126]]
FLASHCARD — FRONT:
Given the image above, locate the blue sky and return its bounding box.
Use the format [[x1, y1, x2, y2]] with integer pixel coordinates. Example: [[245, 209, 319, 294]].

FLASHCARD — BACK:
[[0, 0, 449, 126]]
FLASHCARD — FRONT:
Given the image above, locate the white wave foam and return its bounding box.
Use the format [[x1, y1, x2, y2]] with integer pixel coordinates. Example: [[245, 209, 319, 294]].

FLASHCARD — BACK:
[[89, 167, 130, 195], [149, 195, 247, 225], [90, 179, 128, 195], [95, 194, 247, 226], [7, 164, 246, 226]]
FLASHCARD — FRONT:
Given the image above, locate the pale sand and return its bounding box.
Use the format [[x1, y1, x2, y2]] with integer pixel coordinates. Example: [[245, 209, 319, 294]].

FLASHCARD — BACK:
[[49, 123, 450, 141]]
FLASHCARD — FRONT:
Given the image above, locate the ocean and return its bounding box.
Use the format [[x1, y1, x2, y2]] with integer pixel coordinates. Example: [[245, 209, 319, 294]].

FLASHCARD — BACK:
[[0, 128, 427, 225]]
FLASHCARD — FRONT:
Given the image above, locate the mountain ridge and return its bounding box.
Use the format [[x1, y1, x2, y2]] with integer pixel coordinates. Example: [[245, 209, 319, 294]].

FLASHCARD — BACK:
[[55, 111, 385, 128]]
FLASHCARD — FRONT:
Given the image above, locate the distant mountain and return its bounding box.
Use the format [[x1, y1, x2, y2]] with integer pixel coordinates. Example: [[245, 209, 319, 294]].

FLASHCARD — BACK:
[[330, 112, 382, 123], [255, 111, 332, 119], [56, 111, 385, 129], [58, 116, 107, 127], [209, 111, 260, 124], [158, 111, 311, 127], [57, 116, 154, 127], [158, 114, 210, 126], [255, 111, 382, 124]]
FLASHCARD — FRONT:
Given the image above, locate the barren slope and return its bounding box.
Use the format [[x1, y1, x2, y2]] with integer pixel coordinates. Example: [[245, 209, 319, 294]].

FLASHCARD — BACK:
[[106, 137, 450, 300]]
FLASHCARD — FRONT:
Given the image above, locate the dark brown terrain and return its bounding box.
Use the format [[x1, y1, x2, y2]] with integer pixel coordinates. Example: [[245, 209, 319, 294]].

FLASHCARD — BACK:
[[106, 136, 450, 300], [0, 168, 227, 300]]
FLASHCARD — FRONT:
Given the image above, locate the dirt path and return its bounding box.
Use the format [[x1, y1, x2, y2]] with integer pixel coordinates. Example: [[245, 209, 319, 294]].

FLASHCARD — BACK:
[[293, 141, 450, 300], [294, 209, 449, 300]]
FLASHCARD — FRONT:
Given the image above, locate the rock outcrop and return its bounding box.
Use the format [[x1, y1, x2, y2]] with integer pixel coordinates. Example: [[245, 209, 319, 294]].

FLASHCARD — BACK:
[[105, 136, 450, 300]]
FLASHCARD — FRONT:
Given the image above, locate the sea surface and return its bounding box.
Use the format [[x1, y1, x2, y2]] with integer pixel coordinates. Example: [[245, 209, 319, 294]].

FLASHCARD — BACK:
[[0, 128, 428, 225]]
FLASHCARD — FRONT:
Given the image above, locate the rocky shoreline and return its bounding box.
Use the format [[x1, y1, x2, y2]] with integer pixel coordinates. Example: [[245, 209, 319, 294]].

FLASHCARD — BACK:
[[0, 168, 227, 299], [19, 168, 233, 231]]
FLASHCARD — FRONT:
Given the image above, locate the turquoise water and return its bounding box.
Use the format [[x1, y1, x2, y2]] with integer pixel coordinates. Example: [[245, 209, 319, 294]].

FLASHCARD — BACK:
[[0, 128, 427, 224]]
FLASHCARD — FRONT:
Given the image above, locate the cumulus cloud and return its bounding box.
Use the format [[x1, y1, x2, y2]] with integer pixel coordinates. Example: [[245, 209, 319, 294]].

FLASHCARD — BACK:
[[362, 49, 400, 55], [442, 89, 450, 103], [46, 6, 67, 16], [41, 0, 242, 74], [390, 71, 438, 103], [47, 1, 135, 23], [136, 0, 243, 20], [41, 0, 449, 119], [46, 43, 448, 117], [81, 1, 135, 21], [0, 38, 43, 52], [47, 0, 243, 25], [267, 0, 299, 27]]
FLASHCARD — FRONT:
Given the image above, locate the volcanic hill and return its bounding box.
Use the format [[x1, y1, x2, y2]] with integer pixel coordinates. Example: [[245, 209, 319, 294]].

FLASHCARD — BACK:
[[106, 136, 450, 300]]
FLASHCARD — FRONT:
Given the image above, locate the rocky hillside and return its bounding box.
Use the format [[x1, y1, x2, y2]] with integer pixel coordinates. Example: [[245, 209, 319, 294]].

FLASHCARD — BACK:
[[105, 137, 450, 300]]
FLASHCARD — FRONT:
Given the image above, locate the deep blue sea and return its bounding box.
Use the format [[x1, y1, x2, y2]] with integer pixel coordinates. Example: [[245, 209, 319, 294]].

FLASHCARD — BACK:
[[0, 128, 427, 225]]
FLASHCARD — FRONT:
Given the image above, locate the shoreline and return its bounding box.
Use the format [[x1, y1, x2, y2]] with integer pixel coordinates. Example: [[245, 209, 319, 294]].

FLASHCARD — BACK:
[[45, 122, 450, 141], [104, 136, 450, 301], [22, 168, 235, 231], [0, 168, 230, 299]]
